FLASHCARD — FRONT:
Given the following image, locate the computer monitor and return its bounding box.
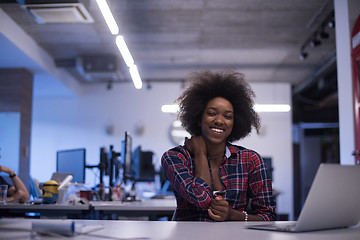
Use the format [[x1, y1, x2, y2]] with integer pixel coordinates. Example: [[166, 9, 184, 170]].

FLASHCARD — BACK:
[[262, 157, 273, 180], [109, 145, 121, 186], [132, 146, 155, 181], [121, 131, 132, 181], [99, 147, 108, 183], [56, 148, 86, 183]]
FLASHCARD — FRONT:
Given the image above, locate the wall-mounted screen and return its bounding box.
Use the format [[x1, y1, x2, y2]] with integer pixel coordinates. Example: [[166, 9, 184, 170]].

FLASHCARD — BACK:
[[56, 148, 86, 183]]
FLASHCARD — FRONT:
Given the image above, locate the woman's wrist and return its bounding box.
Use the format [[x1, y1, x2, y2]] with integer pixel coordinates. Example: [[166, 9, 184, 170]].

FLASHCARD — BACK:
[[227, 208, 237, 221], [227, 208, 250, 221], [242, 210, 249, 221]]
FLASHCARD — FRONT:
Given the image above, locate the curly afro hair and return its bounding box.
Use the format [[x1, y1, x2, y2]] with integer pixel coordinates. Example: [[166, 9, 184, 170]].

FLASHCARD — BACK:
[[176, 70, 260, 142]]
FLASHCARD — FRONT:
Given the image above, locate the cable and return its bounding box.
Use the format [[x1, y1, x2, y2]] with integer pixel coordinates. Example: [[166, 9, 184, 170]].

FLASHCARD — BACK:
[[306, 0, 330, 29]]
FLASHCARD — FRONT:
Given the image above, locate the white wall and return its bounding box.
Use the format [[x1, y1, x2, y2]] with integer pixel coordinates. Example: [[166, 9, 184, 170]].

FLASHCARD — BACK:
[[31, 82, 184, 186], [236, 83, 293, 220], [0, 112, 20, 175], [30, 81, 293, 219]]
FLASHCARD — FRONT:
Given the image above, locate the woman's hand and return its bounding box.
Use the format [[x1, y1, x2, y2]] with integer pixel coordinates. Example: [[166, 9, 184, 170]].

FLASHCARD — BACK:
[[185, 136, 212, 186], [208, 195, 230, 221], [184, 136, 207, 157], [0, 165, 13, 175]]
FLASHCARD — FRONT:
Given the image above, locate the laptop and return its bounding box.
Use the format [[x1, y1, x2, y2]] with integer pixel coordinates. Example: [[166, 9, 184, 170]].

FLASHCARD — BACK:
[[51, 172, 73, 183], [247, 163, 360, 232]]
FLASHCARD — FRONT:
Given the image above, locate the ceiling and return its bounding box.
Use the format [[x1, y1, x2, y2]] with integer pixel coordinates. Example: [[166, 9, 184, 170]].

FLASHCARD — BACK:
[[0, 0, 338, 121]]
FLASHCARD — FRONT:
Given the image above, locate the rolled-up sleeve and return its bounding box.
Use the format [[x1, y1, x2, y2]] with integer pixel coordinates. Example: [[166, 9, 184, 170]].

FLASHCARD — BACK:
[[161, 147, 212, 209]]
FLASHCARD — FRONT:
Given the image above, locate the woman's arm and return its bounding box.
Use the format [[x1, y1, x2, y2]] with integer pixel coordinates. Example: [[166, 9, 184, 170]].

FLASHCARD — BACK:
[[184, 136, 212, 187], [0, 165, 30, 202], [208, 196, 265, 221], [208, 150, 276, 221], [161, 143, 212, 208], [247, 153, 277, 221]]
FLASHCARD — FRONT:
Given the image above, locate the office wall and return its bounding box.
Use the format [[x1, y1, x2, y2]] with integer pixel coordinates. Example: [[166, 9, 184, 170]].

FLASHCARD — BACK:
[[30, 81, 292, 219], [0, 112, 20, 175], [236, 82, 293, 220], [0, 68, 33, 190]]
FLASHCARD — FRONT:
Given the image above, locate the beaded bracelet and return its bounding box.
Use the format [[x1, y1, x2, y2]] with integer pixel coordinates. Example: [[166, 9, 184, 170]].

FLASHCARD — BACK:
[[242, 210, 248, 221]]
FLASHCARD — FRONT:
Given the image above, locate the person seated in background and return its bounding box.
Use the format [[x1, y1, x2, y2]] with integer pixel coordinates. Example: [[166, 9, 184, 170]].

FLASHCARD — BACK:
[[0, 148, 30, 202], [161, 70, 276, 221]]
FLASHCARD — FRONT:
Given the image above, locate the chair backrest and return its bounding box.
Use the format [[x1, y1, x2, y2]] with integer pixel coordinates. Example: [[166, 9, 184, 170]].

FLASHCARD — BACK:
[[29, 177, 42, 198]]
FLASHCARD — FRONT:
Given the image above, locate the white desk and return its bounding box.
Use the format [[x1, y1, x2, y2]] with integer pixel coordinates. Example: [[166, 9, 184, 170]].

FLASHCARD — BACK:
[[1, 219, 359, 240], [0, 202, 90, 219], [0, 199, 176, 220], [90, 198, 176, 220]]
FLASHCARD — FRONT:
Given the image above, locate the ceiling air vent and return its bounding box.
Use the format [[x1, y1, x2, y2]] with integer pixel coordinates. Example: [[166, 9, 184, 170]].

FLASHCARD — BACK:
[[24, 3, 94, 24], [76, 55, 123, 82]]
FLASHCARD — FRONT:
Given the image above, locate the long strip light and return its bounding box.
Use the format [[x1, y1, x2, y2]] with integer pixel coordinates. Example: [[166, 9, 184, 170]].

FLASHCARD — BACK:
[[115, 36, 134, 67], [161, 104, 291, 113], [254, 104, 291, 112], [162, 104, 180, 113], [171, 129, 191, 138], [96, 0, 119, 35], [116, 36, 142, 89], [96, 0, 142, 89], [129, 65, 143, 89]]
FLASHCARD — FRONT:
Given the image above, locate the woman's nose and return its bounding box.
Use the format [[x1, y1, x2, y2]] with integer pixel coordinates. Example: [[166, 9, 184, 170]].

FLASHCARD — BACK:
[[214, 117, 223, 125]]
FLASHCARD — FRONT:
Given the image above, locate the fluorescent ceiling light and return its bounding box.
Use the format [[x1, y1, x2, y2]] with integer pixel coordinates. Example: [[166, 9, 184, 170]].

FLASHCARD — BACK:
[[171, 129, 191, 138], [161, 104, 291, 113], [116, 36, 134, 67], [96, 0, 142, 90], [162, 104, 180, 113], [129, 65, 142, 89], [172, 120, 182, 127], [254, 104, 291, 112], [96, 0, 119, 35]]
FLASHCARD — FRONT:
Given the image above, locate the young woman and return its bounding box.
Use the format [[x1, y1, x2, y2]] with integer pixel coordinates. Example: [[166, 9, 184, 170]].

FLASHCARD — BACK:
[[161, 70, 276, 221]]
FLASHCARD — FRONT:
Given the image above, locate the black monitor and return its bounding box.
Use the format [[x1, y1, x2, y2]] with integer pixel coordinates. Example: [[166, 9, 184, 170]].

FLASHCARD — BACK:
[[262, 157, 273, 180], [56, 148, 86, 183], [109, 145, 121, 186], [98, 147, 108, 183], [121, 131, 133, 181], [132, 146, 155, 181]]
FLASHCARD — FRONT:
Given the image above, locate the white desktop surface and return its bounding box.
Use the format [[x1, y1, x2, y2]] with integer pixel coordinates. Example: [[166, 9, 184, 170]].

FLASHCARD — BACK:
[[90, 198, 176, 211], [0, 219, 360, 240], [0, 202, 90, 210]]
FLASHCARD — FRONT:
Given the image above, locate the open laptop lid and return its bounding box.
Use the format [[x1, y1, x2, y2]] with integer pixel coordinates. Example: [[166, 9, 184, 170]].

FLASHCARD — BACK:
[[294, 163, 360, 232], [247, 164, 360, 232], [51, 172, 73, 183]]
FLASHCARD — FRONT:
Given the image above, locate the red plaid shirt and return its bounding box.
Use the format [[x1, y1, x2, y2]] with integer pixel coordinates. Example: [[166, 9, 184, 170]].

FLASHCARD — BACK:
[[161, 143, 276, 221]]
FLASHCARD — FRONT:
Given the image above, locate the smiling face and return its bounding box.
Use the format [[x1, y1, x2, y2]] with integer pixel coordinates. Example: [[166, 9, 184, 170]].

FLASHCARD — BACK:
[[200, 97, 234, 145]]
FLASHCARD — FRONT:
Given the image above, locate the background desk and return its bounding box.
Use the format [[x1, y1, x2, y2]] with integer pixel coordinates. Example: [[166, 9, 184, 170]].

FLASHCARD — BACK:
[[0, 203, 90, 219], [90, 198, 176, 220], [1, 219, 360, 240], [0, 199, 176, 220]]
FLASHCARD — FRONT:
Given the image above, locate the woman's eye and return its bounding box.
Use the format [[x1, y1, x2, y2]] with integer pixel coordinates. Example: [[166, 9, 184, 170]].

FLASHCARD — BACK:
[[207, 111, 216, 116], [225, 115, 233, 120]]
